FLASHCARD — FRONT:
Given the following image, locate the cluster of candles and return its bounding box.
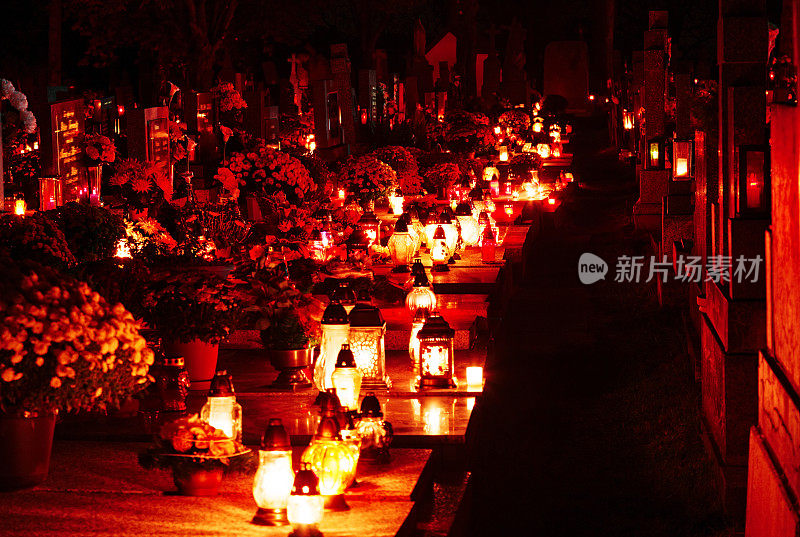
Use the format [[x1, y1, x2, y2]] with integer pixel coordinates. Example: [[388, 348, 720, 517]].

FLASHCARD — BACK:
[[192, 370, 393, 537]]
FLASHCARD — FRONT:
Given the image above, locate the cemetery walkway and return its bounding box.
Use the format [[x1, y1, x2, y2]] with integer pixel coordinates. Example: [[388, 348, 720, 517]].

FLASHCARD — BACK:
[[463, 118, 732, 537]]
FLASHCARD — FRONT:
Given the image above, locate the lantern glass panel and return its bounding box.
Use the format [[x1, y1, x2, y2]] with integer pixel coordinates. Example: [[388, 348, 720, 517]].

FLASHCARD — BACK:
[[287, 495, 324, 526], [673, 140, 693, 179], [348, 326, 386, 385], [387, 231, 415, 267], [253, 449, 294, 510], [200, 395, 242, 441], [315, 324, 349, 391], [744, 150, 766, 211], [331, 366, 362, 411], [301, 439, 358, 497]]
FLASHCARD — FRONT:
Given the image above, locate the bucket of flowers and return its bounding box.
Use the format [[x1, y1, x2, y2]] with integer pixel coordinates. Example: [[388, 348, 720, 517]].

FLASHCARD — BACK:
[[138, 414, 252, 496], [0, 257, 153, 490]]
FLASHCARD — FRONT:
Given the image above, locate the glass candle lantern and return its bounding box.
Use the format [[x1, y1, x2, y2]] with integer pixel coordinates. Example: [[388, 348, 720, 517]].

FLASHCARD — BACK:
[[301, 416, 359, 511], [435, 209, 459, 260], [387, 217, 416, 272], [330, 344, 362, 412], [14, 197, 26, 216], [345, 227, 370, 263], [330, 281, 357, 314], [409, 307, 429, 374], [347, 303, 390, 389], [648, 138, 665, 169], [536, 143, 551, 159], [410, 257, 430, 286], [356, 393, 392, 463], [533, 117, 544, 133], [455, 202, 480, 246], [200, 370, 242, 441], [465, 366, 483, 390], [739, 146, 768, 213], [357, 211, 381, 246], [314, 300, 350, 391], [287, 464, 325, 537], [481, 226, 496, 263], [388, 188, 404, 215], [417, 313, 456, 389], [672, 139, 693, 179], [252, 419, 294, 526], [623, 110, 634, 130], [406, 272, 437, 314], [498, 146, 509, 161], [309, 229, 327, 262], [430, 225, 450, 272]]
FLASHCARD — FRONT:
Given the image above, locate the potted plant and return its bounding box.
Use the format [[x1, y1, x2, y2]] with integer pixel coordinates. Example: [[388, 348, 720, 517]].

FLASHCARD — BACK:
[[238, 253, 322, 389], [0, 212, 77, 270], [139, 414, 252, 496], [0, 257, 153, 490], [138, 268, 240, 391], [48, 202, 125, 264], [338, 154, 397, 209]]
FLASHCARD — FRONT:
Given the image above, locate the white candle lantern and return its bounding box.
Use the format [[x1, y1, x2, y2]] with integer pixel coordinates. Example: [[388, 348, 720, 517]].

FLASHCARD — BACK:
[[200, 370, 242, 442], [387, 217, 416, 272], [330, 344, 362, 411], [252, 418, 294, 526], [314, 300, 350, 391]]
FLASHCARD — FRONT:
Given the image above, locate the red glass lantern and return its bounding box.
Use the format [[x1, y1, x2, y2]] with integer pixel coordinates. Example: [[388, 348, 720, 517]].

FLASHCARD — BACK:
[[357, 211, 381, 246]]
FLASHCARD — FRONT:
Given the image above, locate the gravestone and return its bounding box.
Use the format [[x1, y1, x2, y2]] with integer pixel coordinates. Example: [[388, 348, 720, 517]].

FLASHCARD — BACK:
[[500, 19, 528, 105], [330, 44, 356, 147], [543, 41, 589, 114], [41, 99, 86, 203], [481, 25, 502, 98], [411, 20, 434, 96]]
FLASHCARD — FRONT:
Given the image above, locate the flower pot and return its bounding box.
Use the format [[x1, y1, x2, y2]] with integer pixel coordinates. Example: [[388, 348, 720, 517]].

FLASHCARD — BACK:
[[0, 412, 57, 491], [266, 348, 313, 390], [172, 467, 223, 496], [163, 340, 219, 392]]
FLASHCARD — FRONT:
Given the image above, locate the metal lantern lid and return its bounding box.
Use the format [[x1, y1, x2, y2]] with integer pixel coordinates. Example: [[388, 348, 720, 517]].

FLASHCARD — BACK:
[[425, 211, 445, 225], [439, 207, 456, 223], [318, 388, 342, 415], [418, 313, 455, 340], [358, 211, 380, 227], [261, 418, 291, 451], [433, 225, 446, 241], [360, 393, 383, 418], [477, 211, 490, 226], [469, 186, 484, 200], [335, 344, 356, 368], [322, 300, 349, 325], [407, 206, 420, 222], [393, 187, 403, 197], [454, 202, 473, 217], [348, 302, 385, 327], [411, 271, 429, 288], [292, 463, 321, 496], [310, 228, 323, 241], [347, 228, 370, 248], [411, 258, 429, 285], [314, 415, 342, 441], [413, 307, 430, 324], [208, 370, 235, 396], [394, 217, 410, 233], [331, 281, 357, 306], [482, 226, 495, 241]]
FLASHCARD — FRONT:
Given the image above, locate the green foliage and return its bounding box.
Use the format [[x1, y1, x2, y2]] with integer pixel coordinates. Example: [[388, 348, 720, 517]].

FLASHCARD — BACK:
[[260, 311, 310, 350]]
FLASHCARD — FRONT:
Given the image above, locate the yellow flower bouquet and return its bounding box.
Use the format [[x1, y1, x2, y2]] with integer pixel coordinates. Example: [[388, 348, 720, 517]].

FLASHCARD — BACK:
[[0, 258, 153, 415]]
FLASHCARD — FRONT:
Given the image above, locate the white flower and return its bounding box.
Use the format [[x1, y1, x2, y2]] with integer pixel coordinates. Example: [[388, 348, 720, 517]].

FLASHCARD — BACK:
[[0, 79, 14, 98], [20, 110, 37, 134], [9, 91, 28, 111]]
